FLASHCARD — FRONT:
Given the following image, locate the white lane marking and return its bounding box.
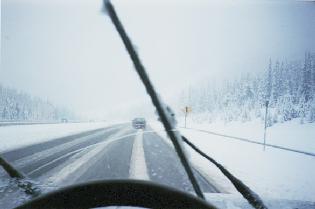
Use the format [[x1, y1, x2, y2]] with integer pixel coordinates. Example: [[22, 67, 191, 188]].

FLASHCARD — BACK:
[[28, 131, 141, 176], [44, 127, 131, 186], [129, 130, 149, 180], [13, 127, 119, 167], [27, 149, 81, 176], [29, 131, 142, 177]]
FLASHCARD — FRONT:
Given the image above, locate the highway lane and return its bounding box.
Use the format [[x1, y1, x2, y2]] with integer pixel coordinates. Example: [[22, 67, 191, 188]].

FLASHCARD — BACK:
[[0, 123, 219, 198], [1, 124, 125, 161], [143, 131, 218, 193], [1, 124, 127, 178], [76, 135, 135, 182]]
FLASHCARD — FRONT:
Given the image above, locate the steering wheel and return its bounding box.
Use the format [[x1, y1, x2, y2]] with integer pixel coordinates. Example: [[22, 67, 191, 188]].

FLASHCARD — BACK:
[[15, 179, 218, 209]]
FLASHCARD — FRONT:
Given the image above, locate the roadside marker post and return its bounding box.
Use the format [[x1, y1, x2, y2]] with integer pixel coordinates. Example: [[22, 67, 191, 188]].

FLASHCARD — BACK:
[[263, 100, 269, 151], [182, 106, 192, 128]]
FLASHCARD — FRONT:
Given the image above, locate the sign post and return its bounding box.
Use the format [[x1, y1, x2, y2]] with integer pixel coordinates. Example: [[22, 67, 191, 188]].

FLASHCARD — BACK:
[[183, 106, 192, 128], [263, 100, 269, 151], [185, 107, 187, 128]]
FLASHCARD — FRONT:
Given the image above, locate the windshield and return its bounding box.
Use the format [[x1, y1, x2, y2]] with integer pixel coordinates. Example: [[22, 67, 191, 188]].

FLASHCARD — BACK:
[[1, 1, 315, 209]]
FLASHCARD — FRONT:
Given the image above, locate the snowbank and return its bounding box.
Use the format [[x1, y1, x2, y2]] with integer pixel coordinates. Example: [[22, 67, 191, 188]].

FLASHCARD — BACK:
[[0, 122, 109, 152], [180, 118, 315, 154], [150, 120, 315, 202]]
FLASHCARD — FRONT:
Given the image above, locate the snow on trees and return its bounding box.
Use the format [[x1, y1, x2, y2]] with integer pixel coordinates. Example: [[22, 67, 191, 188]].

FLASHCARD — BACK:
[[178, 52, 315, 125], [0, 86, 74, 122]]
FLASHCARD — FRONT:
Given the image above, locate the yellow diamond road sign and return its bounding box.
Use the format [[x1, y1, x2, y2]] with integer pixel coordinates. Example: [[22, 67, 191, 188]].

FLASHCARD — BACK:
[[182, 106, 192, 113]]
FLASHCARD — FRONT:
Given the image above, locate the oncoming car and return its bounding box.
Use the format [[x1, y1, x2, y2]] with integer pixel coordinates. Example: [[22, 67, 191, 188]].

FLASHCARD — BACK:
[[132, 118, 146, 129]]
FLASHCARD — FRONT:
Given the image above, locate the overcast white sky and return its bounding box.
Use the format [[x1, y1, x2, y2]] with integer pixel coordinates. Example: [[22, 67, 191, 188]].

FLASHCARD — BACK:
[[1, 0, 315, 120]]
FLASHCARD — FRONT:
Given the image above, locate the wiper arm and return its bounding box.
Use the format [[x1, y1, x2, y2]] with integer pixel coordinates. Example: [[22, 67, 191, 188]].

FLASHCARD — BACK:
[[103, 0, 205, 199]]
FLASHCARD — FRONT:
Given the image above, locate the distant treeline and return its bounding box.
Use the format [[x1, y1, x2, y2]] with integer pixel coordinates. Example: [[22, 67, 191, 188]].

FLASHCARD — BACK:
[[0, 85, 75, 122], [179, 52, 315, 125]]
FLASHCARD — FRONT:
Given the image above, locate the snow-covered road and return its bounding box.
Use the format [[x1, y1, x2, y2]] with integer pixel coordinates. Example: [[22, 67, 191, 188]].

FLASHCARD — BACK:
[[0, 123, 218, 209], [1, 122, 314, 209]]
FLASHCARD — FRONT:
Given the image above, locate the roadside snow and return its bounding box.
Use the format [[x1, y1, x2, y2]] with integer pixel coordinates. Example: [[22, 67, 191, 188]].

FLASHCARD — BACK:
[[204, 193, 315, 209], [0, 122, 109, 152], [180, 118, 315, 154], [150, 119, 315, 202]]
